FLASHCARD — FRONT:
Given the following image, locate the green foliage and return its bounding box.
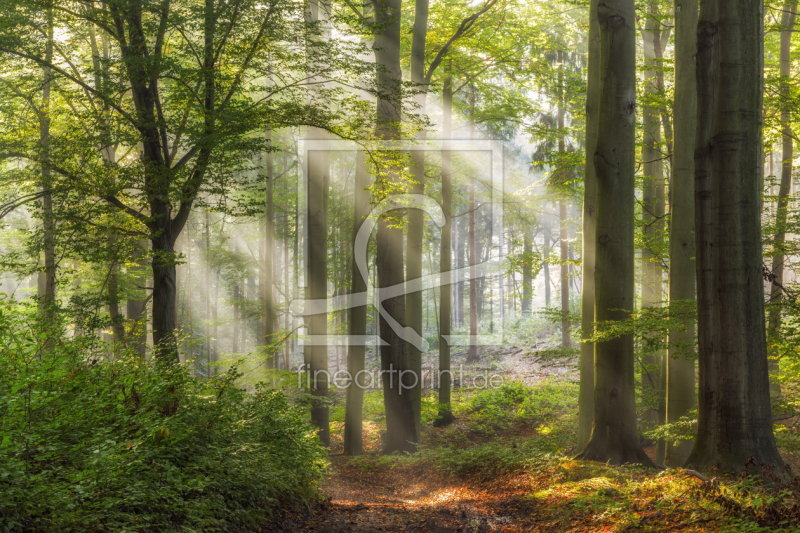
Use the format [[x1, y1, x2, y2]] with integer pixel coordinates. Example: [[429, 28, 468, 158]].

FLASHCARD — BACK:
[[0, 298, 326, 532]]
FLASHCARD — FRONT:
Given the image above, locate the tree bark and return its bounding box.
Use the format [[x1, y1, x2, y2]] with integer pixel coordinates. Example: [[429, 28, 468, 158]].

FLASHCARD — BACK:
[[641, 10, 666, 460], [687, 0, 783, 472], [306, 143, 330, 446], [522, 228, 533, 315], [374, 0, 418, 453], [344, 148, 371, 455], [578, 0, 599, 451], [666, 0, 698, 467], [404, 0, 429, 439], [767, 1, 796, 392], [264, 143, 276, 368], [576, 0, 653, 466], [37, 9, 56, 326], [467, 171, 479, 363], [435, 68, 455, 427]]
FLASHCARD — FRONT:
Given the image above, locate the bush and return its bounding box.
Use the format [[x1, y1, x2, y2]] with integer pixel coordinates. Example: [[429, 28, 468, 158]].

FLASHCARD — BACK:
[[0, 298, 326, 532]]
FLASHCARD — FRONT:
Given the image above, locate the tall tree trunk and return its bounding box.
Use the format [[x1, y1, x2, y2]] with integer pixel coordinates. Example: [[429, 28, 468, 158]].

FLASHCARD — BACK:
[[666, 0, 698, 467], [205, 210, 212, 375], [306, 143, 330, 445], [38, 9, 56, 325], [688, 0, 783, 472], [467, 171, 479, 363], [641, 10, 666, 461], [557, 50, 570, 349], [579, 0, 600, 450], [576, 0, 652, 466], [435, 68, 455, 426], [264, 144, 276, 368], [404, 0, 429, 439], [344, 148, 371, 455], [374, 0, 418, 453], [767, 1, 796, 394]]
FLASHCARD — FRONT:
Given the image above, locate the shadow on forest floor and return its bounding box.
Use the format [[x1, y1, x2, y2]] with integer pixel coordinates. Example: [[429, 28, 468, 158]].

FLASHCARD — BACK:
[[264, 345, 800, 533]]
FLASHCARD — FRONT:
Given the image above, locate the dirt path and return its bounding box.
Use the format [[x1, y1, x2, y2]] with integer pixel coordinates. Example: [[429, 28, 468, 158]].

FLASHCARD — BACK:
[[273, 456, 538, 533]]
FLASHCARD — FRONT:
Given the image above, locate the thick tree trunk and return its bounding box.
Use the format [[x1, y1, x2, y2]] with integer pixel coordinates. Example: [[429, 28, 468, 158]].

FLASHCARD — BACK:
[[641, 11, 666, 457], [578, 0, 599, 451], [688, 0, 782, 472], [305, 142, 330, 446], [374, 0, 418, 453], [435, 69, 455, 427], [577, 0, 653, 466], [344, 149, 371, 455], [404, 0, 429, 438], [666, 0, 698, 467]]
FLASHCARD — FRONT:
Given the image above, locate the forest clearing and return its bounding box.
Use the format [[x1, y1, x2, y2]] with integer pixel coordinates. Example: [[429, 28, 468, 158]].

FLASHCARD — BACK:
[[2, 0, 800, 531]]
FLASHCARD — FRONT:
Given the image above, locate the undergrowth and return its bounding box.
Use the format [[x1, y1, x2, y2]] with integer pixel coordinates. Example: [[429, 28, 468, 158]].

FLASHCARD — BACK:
[[0, 298, 326, 532]]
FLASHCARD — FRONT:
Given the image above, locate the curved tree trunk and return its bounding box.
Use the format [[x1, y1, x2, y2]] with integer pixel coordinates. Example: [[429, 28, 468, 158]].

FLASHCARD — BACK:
[[576, 0, 653, 466], [688, 0, 783, 472]]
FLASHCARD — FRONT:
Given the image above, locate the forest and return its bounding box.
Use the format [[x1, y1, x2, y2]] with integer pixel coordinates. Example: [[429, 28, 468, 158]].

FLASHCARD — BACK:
[[1, 0, 799, 531]]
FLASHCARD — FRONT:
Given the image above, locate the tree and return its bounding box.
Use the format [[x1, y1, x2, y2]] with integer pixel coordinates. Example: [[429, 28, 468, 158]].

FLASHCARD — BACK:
[[576, 0, 653, 466], [640, 5, 667, 462], [435, 66, 455, 427], [687, 0, 783, 472], [0, 0, 374, 362], [577, 0, 599, 452], [767, 1, 796, 378], [665, 0, 697, 467]]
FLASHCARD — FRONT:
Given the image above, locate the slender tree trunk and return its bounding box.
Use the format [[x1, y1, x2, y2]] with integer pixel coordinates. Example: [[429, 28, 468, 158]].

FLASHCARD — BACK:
[[688, 0, 783, 472], [641, 11, 666, 461], [127, 240, 148, 359], [577, 0, 653, 466], [557, 50, 570, 349], [467, 171, 479, 363], [522, 228, 533, 314], [404, 0, 429, 438], [38, 10, 56, 325], [543, 230, 551, 306], [435, 68, 455, 426], [665, 0, 698, 467], [233, 283, 240, 353], [264, 144, 276, 368], [767, 1, 796, 395], [205, 210, 212, 375], [344, 148, 371, 455]]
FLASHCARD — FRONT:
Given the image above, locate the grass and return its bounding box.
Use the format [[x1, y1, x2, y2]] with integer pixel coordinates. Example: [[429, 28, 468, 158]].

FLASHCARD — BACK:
[[325, 378, 800, 532]]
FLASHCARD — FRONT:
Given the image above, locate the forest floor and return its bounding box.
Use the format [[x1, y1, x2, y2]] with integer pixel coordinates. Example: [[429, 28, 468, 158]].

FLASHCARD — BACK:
[[265, 342, 800, 533]]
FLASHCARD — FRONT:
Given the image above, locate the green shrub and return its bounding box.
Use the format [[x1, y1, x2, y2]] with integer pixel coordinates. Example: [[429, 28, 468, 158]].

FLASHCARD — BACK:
[[0, 298, 326, 532]]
